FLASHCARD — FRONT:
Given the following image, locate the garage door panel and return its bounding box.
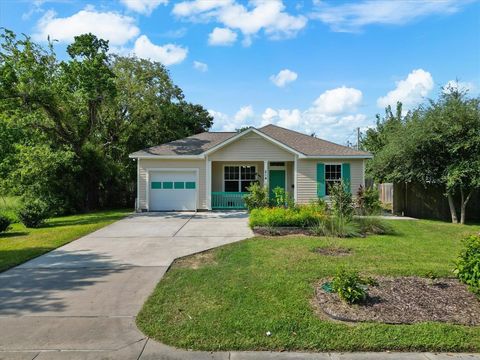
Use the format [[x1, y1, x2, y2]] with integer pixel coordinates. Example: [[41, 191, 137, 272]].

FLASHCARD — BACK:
[[149, 171, 197, 211]]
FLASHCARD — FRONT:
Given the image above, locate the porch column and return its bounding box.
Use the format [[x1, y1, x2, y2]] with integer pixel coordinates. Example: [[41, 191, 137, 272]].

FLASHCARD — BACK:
[[263, 160, 268, 188], [294, 155, 298, 202], [206, 156, 212, 210]]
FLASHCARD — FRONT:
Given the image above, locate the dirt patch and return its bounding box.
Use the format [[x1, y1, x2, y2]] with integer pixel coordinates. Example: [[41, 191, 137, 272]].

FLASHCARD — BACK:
[[172, 251, 216, 270], [253, 226, 312, 236], [315, 277, 480, 325], [313, 247, 352, 256]]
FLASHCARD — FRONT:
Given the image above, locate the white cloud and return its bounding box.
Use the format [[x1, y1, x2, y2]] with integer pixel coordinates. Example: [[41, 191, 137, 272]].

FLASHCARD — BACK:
[[208, 27, 238, 46], [33, 7, 140, 46], [443, 80, 476, 94], [313, 86, 363, 114], [209, 105, 255, 131], [173, 0, 232, 17], [270, 69, 298, 87], [120, 0, 168, 15], [173, 0, 307, 45], [211, 86, 369, 144], [377, 69, 434, 110], [312, 0, 470, 32], [234, 105, 254, 122], [193, 60, 208, 72], [133, 35, 188, 65]]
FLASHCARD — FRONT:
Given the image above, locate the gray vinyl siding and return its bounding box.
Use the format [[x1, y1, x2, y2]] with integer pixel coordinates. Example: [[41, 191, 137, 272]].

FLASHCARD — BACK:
[[209, 132, 295, 161], [297, 159, 365, 204], [138, 159, 206, 210]]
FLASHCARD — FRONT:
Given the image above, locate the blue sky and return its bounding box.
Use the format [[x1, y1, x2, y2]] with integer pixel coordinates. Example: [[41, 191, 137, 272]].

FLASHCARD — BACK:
[[1, 0, 479, 144]]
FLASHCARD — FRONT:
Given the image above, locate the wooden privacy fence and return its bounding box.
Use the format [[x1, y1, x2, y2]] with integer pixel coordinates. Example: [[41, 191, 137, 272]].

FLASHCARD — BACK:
[[393, 182, 480, 221], [378, 183, 393, 204]]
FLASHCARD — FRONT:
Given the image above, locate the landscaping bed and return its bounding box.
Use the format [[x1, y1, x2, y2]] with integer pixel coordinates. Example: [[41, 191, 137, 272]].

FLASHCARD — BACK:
[[253, 226, 313, 236], [316, 276, 480, 326]]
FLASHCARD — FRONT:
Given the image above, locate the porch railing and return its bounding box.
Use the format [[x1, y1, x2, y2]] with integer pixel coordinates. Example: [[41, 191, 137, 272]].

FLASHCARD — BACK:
[[212, 192, 248, 210]]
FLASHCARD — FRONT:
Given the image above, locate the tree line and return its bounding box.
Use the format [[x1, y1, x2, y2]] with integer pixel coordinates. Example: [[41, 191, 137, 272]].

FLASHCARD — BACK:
[[362, 85, 480, 224], [0, 30, 212, 214]]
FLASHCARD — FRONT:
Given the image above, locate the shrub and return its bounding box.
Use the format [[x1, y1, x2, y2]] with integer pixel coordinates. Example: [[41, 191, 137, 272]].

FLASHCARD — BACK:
[[311, 217, 360, 238], [249, 204, 327, 228], [454, 234, 480, 296], [17, 198, 50, 228], [286, 193, 295, 209], [0, 213, 12, 233], [332, 268, 367, 304], [356, 186, 382, 215], [329, 181, 354, 220], [353, 217, 394, 235], [272, 186, 286, 207], [243, 183, 269, 211]]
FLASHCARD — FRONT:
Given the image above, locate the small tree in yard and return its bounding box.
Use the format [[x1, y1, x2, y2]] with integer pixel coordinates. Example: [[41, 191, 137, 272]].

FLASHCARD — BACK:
[[364, 84, 480, 224], [329, 180, 354, 220]]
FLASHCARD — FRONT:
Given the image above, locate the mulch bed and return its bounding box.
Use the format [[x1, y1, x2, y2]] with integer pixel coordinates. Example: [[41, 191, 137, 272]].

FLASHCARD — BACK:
[[253, 226, 312, 236], [315, 277, 480, 325]]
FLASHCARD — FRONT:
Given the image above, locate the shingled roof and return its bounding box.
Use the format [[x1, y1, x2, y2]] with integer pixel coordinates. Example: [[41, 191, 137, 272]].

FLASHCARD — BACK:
[[129, 132, 236, 157], [258, 124, 371, 157], [129, 124, 371, 158]]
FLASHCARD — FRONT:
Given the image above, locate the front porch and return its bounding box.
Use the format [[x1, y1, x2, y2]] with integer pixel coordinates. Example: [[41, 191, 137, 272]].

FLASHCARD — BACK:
[[207, 160, 295, 210]]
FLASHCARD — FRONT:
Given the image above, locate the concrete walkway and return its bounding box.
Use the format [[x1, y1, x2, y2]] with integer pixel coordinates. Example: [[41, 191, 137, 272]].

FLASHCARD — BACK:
[[0, 212, 477, 359]]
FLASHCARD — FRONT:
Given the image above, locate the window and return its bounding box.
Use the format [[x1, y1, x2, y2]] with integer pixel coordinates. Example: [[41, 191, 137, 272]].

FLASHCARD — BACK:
[[224, 165, 256, 192], [325, 164, 341, 195]]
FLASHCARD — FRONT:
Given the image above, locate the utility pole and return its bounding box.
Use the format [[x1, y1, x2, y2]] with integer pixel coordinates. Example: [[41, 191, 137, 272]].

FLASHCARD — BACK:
[[356, 127, 360, 150]]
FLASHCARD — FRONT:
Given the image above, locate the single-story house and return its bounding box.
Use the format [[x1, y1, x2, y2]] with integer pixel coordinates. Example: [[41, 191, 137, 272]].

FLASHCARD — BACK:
[[129, 124, 372, 211]]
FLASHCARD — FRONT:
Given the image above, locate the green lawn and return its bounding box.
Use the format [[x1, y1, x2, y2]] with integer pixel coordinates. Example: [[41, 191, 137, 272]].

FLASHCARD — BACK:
[[0, 196, 20, 221], [0, 209, 131, 272], [137, 220, 480, 352]]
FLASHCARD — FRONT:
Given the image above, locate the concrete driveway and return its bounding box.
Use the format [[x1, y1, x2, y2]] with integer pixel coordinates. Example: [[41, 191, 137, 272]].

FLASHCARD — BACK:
[[0, 211, 252, 359]]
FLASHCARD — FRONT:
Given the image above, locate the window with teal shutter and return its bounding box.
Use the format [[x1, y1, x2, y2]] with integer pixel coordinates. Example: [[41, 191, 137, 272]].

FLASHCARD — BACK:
[[317, 163, 325, 197], [342, 163, 351, 193]]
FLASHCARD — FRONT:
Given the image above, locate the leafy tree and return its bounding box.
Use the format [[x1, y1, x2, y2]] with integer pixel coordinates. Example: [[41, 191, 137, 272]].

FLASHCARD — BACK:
[[0, 30, 213, 212], [363, 85, 480, 224]]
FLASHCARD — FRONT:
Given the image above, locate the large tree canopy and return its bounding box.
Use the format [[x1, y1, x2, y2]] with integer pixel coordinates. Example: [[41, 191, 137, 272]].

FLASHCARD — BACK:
[[362, 86, 480, 224], [0, 30, 212, 212]]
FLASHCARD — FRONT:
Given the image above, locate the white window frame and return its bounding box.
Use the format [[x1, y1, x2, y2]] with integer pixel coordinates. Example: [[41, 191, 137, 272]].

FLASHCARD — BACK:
[[222, 164, 257, 192], [324, 163, 343, 196]]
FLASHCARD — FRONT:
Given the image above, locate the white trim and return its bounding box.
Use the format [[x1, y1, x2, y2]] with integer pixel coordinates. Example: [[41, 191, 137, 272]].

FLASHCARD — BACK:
[[222, 163, 257, 192], [203, 128, 303, 157], [136, 159, 139, 211], [206, 157, 212, 210], [294, 155, 298, 202], [146, 168, 199, 211], [263, 160, 269, 188]]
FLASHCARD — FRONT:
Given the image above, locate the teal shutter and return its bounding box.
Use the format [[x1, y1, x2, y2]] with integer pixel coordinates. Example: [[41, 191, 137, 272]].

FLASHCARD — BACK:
[[342, 163, 351, 193], [317, 163, 325, 197]]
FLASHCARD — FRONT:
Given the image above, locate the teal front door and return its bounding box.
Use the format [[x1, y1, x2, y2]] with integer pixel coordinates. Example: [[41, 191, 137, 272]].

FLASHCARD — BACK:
[[269, 170, 286, 199]]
